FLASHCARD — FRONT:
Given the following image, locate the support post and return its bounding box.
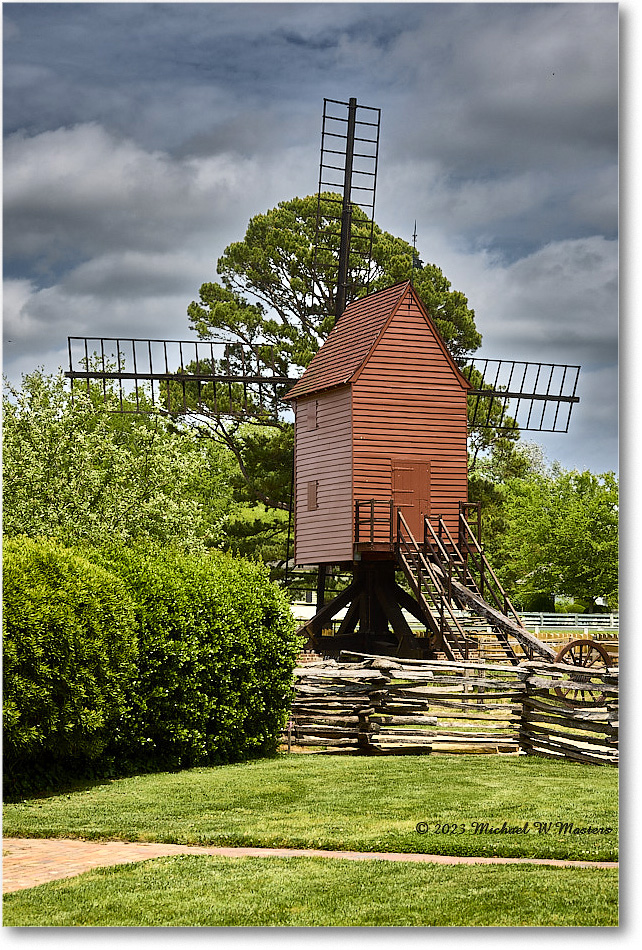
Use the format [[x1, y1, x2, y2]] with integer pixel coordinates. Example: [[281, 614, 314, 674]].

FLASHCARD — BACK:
[[300, 559, 437, 660], [316, 564, 327, 610]]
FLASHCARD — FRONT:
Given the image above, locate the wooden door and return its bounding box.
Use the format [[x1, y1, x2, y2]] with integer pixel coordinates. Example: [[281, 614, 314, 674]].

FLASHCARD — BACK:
[[392, 458, 430, 540]]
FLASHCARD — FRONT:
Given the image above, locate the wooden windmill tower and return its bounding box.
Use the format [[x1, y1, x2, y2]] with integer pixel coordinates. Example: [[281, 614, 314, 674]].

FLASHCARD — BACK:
[[284, 279, 470, 656], [283, 275, 584, 664], [278, 98, 584, 664], [66, 96, 607, 671]]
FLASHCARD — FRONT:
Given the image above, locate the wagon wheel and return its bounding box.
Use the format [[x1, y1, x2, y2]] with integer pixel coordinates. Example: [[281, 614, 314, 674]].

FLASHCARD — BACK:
[[553, 638, 612, 703]]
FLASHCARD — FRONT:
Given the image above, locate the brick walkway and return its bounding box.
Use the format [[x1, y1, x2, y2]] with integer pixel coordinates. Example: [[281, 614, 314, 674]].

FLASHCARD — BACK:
[[2, 838, 618, 893]]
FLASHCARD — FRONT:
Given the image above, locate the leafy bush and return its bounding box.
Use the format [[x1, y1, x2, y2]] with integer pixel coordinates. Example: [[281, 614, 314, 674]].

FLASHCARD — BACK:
[[517, 592, 556, 612], [3, 537, 300, 794], [2, 369, 238, 551], [95, 544, 300, 771], [557, 601, 591, 615], [3, 537, 138, 794]]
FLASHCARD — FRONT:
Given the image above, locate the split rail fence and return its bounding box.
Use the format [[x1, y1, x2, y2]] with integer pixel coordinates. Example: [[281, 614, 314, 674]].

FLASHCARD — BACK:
[[284, 653, 618, 766]]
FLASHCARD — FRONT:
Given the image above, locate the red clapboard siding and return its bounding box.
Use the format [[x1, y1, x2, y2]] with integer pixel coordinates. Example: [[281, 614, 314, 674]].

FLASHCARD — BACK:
[[287, 281, 472, 560], [294, 386, 353, 564], [352, 288, 469, 538]]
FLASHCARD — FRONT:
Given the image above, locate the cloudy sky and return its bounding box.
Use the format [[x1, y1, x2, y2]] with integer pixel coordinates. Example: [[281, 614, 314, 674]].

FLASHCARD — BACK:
[[3, 1, 620, 473]]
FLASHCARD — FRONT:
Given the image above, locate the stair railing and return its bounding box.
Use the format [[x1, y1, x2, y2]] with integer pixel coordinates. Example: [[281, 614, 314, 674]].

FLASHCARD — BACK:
[[457, 514, 525, 629], [424, 517, 473, 592], [396, 510, 471, 660], [354, 498, 394, 545], [424, 514, 528, 663]]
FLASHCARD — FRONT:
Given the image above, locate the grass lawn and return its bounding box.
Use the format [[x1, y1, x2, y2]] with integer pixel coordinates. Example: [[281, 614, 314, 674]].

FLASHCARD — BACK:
[[2, 854, 618, 927], [3, 754, 618, 862]]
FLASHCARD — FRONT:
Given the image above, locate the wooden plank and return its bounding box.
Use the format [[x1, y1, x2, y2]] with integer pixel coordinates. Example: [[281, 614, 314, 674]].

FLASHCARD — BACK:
[[378, 711, 519, 723], [297, 581, 360, 637], [371, 733, 434, 744], [522, 736, 617, 766], [429, 739, 519, 747], [287, 737, 360, 747], [376, 728, 437, 738], [389, 688, 525, 703], [294, 716, 360, 726], [368, 744, 434, 755], [521, 710, 615, 736], [444, 576, 556, 660], [294, 688, 377, 695], [404, 675, 522, 688], [372, 715, 438, 726], [520, 694, 608, 715], [523, 676, 618, 694], [375, 578, 420, 650], [295, 669, 390, 681], [335, 597, 360, 638], [521, 719, 612, 745], [521, 658, 617, 676], [376, 728, 516, 740], [338, 652, 521, 674], [293, 727, 362, 738], [429, 746, 518, 755], [520, 722, 613, 752]]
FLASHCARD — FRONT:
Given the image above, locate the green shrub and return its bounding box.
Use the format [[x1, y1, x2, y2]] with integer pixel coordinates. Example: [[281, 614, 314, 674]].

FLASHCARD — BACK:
[[3, 537, 300, 793], [3, 537, 137, 794], [95, 544, 300, 771], [557, 601, 590, 614], [516, 592, 556, 612]]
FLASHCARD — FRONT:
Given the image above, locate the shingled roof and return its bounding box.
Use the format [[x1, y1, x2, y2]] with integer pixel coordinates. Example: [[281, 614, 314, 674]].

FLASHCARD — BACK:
[[286, 281, 411, 400], [286, 280, 470, 400]]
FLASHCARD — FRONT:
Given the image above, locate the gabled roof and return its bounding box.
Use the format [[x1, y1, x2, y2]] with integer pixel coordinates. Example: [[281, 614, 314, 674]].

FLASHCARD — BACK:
[[285, 280, 471, 400], [285, 282, 409, 400]]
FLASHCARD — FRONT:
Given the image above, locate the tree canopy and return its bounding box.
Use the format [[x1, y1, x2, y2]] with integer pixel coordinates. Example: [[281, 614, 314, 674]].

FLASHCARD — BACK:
[[188, 193, 481, 370], [485, 464, 618, 611], [2, 370, 238, 550]]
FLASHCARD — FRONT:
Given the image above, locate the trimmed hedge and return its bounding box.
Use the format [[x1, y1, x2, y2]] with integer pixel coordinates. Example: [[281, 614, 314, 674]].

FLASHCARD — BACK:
[[3, 539, 300, 794], [3, 537, 138, 794], [96, 544, 300, 772]]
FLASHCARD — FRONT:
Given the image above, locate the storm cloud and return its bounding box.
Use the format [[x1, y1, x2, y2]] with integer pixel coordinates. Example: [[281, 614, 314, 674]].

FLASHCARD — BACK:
[[3, 2, 619, 473]]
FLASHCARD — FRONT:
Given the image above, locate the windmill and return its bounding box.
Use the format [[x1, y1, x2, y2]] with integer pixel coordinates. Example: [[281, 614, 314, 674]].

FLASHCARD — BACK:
[[65, 96, 608, 674]]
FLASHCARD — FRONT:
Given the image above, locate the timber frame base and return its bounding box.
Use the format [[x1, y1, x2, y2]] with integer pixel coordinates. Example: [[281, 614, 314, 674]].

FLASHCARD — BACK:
[[300, 559, 439, 660], [297, 505, 578, 664]]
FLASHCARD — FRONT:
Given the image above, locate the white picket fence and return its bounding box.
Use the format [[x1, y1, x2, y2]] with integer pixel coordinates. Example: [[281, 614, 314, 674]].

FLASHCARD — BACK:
[[291, 602, 619, 631], [520, 613, 618, 630]]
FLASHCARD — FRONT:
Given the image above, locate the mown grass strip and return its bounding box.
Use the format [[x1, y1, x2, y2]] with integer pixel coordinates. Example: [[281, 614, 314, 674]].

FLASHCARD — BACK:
[[3, 754, 618, 862], [2, 854, 619, 927]]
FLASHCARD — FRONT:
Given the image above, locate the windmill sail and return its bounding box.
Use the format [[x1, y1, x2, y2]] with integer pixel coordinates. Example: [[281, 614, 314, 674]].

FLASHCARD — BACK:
[[66, 97, 580, 437], [66, 336, 297, 421], [312, 97, 381, 321], [66, 348, 580, 433], [463, 359, 580, 433]]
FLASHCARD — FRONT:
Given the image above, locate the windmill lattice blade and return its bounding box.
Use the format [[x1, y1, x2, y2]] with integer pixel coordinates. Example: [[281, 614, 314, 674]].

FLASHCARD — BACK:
[[312, 97, 381, 320], [463, 359, 580, 433], [66, 337, 297, 422]]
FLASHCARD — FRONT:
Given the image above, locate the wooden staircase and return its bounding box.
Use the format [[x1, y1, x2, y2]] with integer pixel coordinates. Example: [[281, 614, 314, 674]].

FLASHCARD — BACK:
[[298, 501, 557, 663], [395, 513, 474, 660], [394, 510, 556, 664]]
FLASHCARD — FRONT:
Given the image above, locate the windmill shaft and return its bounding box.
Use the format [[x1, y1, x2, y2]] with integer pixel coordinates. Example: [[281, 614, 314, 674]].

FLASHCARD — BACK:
[[470, 389, 579, 403], [67, 370, 296, 385]]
